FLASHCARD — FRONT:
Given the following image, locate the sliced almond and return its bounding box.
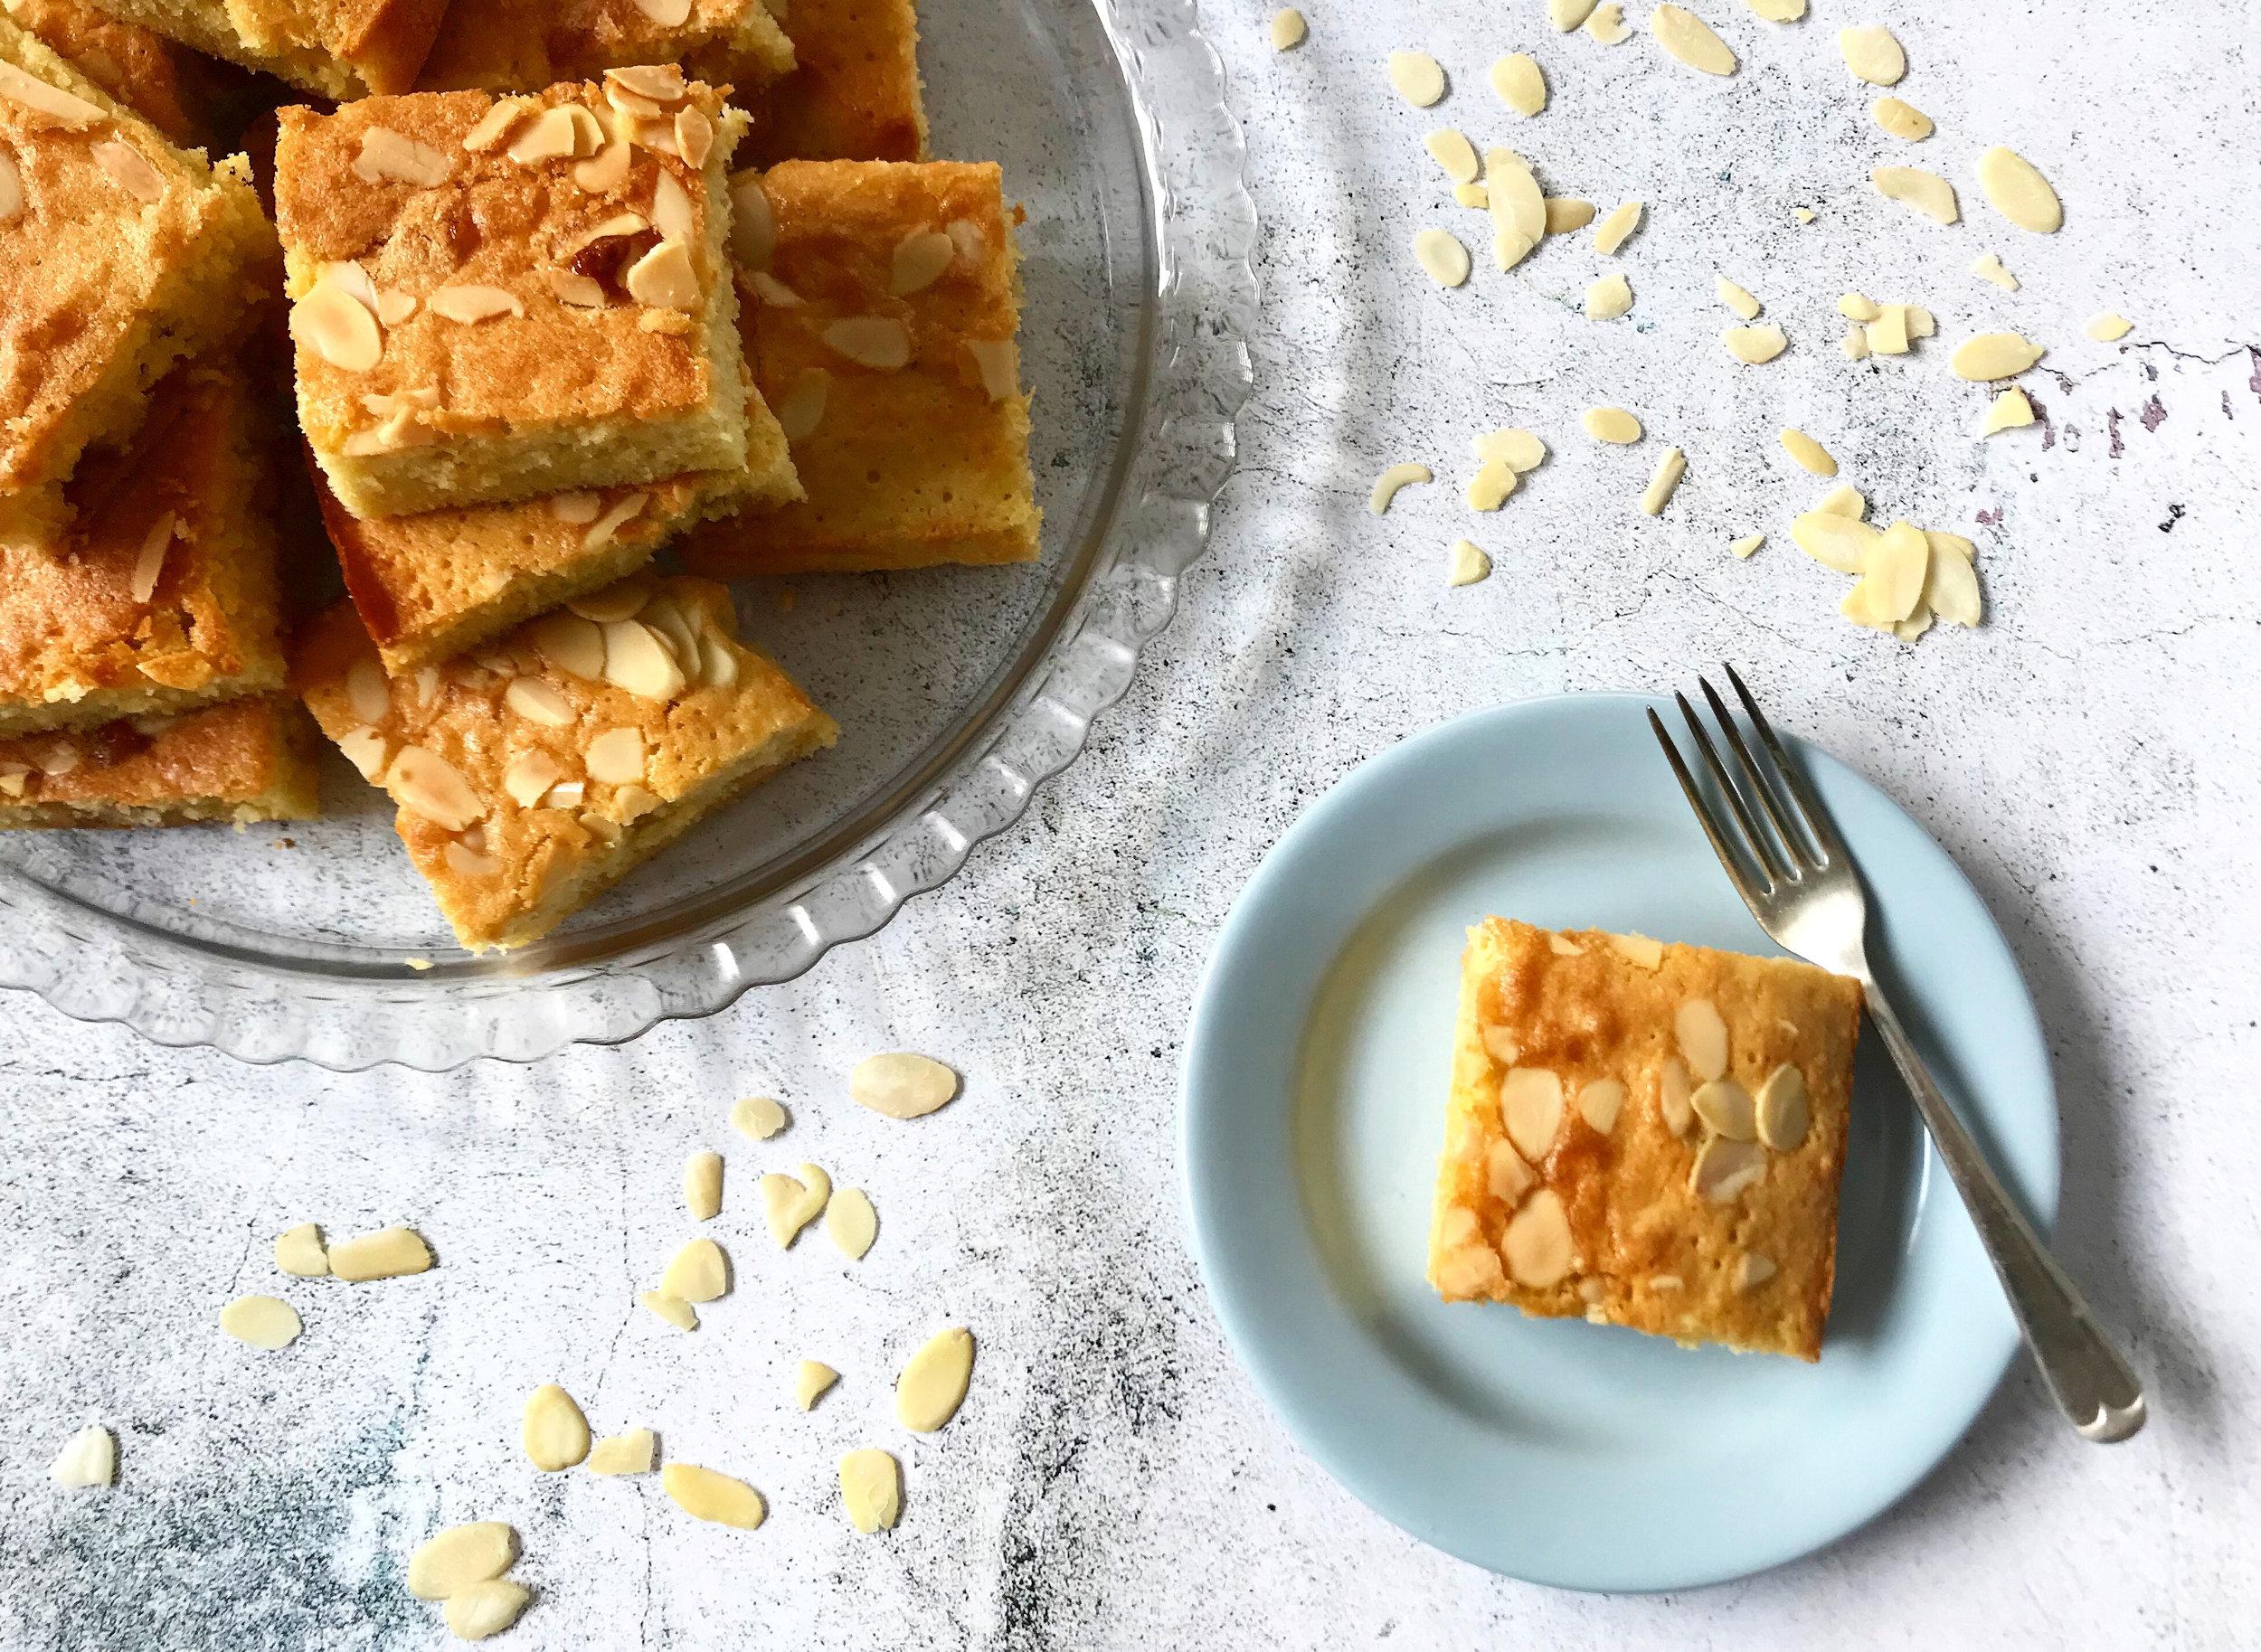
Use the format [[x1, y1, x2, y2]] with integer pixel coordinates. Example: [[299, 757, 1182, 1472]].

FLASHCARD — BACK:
[[1838, 23, 1906, 83], [760, 1163, 831, 1248], [274, 1223, 327, 1278], [1951, 330, 2044, 382], [639, 1289, 698, 1330], [1577, 1078, 1626, 1135], [407, 1523, 516, 1600], [1690, 1077, 1755, 1139], [1608, 931, 1663, 968], [895, 1326, 975, 1431], [890, 229, 956, 295], [1977, 145, 2061, 232], [1486, 1138, 1534, 1204], [1745, 0, 1804, 17], [1593, 200, 1642, 254], [1549, 0, 1597, 27], [1269, 7, 1306, 49], [1837, 292, 1881, 323], [1925, 543, 1982, 627], [218, 1294, 302, 1350], [1501, 1187, 1575, 1287], [1791, 510, 1881, 573], [292, 278, 383, 373], [607, 62, 687, 100], [728, 171, 774, 269], [838, 1449, 902, 1534], [776, 367, 830, 438], [328, 1226, 432, 1282], [1730, 533, 1764, 559], [1979, 387, 2036, 437], [573, 137, 630, 194], [1471, 429, 1547, 471], [584, 727, 645, 786], [631, 0, 693, 23], [1585, 272, 1633, 319], [1490, 52, 1546, 117], [334, 728, 388, 779], [1499, 1067, 1564, 1163], [1716, 276, 1761, 319], [663, 1463, 763, 1528], [1423, 128, 1480, 184], [826, 1187, 877, 1260], [658, 1238, 729, 1302], [1733, 1252, 1778, 1291], [354, 127, 449, 186], [1465, 458, 1518, 511], [463, 98, 530, 152], [1841, 326, 1873, 361], [1413, 228, 1471, 288], [697, 635, 739, 689], [0, 61, 103, 125], [566, 583, 648, 623], [588, 1429, 656, 1475], [1582, 406, 1641, 443], [748, 270, 802, 307], [1755, 1062, 1811, 1149], [426, 283, 525, 323], [601, 619, 686, 701], [1972, 251, 2020, 291], [1445, 538, 1491, 588], [730, 1096, 788, 1139], [93, 142, 165, 203], [1585, 3, 1630, 42], [849, 1052, 959, 1118], [1650, 5, 1737, 74], [496, 749, 561, 808], [822, 316, 912, 370], [444, 838, 500, 878], [1779, 428, 1836, 476], [1872, 96, 1932, 140], [507, 106, 582, 164], [1723, 324, 1788, 363], [674, 106, 713, 169], [1639, 447, 1686, 515], [1674, 997, 1728, 1080], [1658, 1055, 1695, 1137], [1866, 306, 1910, 354], [1484, 146, 1545, 267], [48, 1425, 114, 1489], [0, 153, 23, 222], [625, 241, 699, 310], [1543, 196, 1595, 232], [504, 678, 577, 730], [795, 1360, 839, 1410], [1386, 49, 1446, 108], [1871, 165, 1959, 225], [388, 746, 484, 831], [684, 1150, 723, 1221], [1367, 461, 1431, 514], [2086, 311, 2133, 343], [1866, 519, 1932, 620], [1690, 1136, 1767, 1203]]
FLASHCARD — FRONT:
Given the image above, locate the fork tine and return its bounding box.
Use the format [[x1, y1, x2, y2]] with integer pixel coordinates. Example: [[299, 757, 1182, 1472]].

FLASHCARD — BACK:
[[1647, 707, 1773, 901], [1698, 674, 1813, 873], [1673, 691, 1790, 886], [1722, 663, 1850, 866]]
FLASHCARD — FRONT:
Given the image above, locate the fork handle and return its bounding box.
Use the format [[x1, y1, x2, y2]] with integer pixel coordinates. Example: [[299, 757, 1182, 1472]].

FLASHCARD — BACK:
[[1859, 981, 2145, 1441]]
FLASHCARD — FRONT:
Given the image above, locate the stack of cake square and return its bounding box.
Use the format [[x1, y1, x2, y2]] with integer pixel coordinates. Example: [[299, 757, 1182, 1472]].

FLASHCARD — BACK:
[[1, 0, 1044, 949]]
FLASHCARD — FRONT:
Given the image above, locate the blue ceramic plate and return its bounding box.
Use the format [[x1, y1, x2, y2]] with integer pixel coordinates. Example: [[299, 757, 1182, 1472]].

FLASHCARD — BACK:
[[1179, 693, 2058, 1591]]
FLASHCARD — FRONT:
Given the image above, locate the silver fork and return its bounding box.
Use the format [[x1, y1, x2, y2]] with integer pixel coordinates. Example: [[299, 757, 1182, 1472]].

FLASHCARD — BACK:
[[1650, 665, 2144, 1443]]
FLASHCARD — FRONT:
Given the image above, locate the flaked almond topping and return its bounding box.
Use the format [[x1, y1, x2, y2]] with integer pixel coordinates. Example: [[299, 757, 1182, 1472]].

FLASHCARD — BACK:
[[550, 492, 601, 526], [1386, 48, 1445, 108], [1502, 1187, 1574, 1286], [1639, 446, 1686, 515], [662, 1464, 764, 1529], [1269, 6, 1306, 48], [426, 283, 525, 323], [1585, 272, 1633, 319], [1585, 3, 1629, 42], [659, 1237, 728, 1301], [1838, 24, 1906, 85], [1872, 96, 1932, 140], [606, 62, 688, 102], [650, 170, 695, 242], [503, 749, 563, 807], [827, 1187, 877, 1260], [0, 61, 103, 125], [507, 105, 582, 164], [1659, 1054, 1695, 1137], [675, 106, 713, 169], [583, 493, 648, 550], [638, 594, 698, 667], [630, 0, 693, 25], [685, 1150, 724, 1221], [335, 727, 387, 779], [93, 141, 164, 203], [566, 210, 650, 256], [374, 288, 418, 326], [1724, 324, 1788, 363], [328, 1226, 432, 1281], [444, 837, 501, 878], [1674, 997, 1728, 1080], [354, 127, 449, 186], [895, 1326, 975, 1431], [839, 1449, 901, 1534], [749, 270, 803, 307], [544, 268, 608, 307], [1424, 128, 1480, 184], [1691, 1137, 1766, 1203], [1690, 1077, 1755, 1138], [1755, 1062, 1811, 1149], [128, 513, 174, 603], [625, 240, 698, 309], [604, 81, 667, 121], [1486, 1138, 1534, 1204], [823, 316, 912, 370], [1650, 5, 1736, 74], [1733, 1252, 1778, 1291], [218, 1294, 302, 1350], [1717, 276, 1761, 319], [566, 583, 647, 622], [698, 635, 738, 688], [462, 99, 530, 152], [1490, 52, 1546, 117], [573, 137, 630, 194], [563, 103, 605, 156], [614, 783, 660, 821], [584, 726, 645, 786], [0, 153, 22, 222], [889, 228, 956, 296], [528, 611, 606, 680], [523, 1383, 591, 1471], [544, 780, 586, 807], [1871, 165, 1959, 224], [1577, 1078, 1626, 1135], [504, 676, 576, 729], [1499, 1067, 1564, 1163], [1779, 428, 1837, 476], [630, 115, 679, 156], [407, 1523, 516, 1600], [293, 276, 383, 373], [849, 1052, 959, 1119], [388, 745, 484, 831], [1432, 1206, 1507, 1295], [1582, 406, 1641, 443], [728, 171, 774, 269], [601, 618, 686, 701], [345, 656, 392, 724], [1950, 330, 2044, 381], [639, 1288, 697, 1329], [954, 339, 1013, 404]]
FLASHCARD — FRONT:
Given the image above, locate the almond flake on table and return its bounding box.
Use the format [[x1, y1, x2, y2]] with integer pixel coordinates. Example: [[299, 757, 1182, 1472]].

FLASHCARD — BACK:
[[1367, 462, 1433, 514], [1638, 448, 1687, 515], [1872, 96, 1933, 140], [1548, 0, 1597, 28], [1543, 196, 1594, 231], [1412, 228, 1471, 287], [1423, 128, 1481, 184], [1484, 147, 1545, 269], [1446, 539, 1492, 587], [1464, 460, 1518, 511], [1650, 5, 1737, 75], [1584, 3, 1629, 42], [1979, 387, 2036, 435], [1724, 324, 1788, 363], [1744, 0, 1804, 19], [2086, 311, 2133, 342], [1269, 8, 1305, 50], [795, 1360, 841, 1410], [1452, 182, 1490, 208], [1387, 50, 1446, 108], [729, 1096, 788, 1139], [1779, 428, 1837, 475], [1585, 272, 1633, 319], [1471, 429, 1547, 471], [1871, 166, 1960, 224], [849, 1052, 960, 1118], [219, 1294, 303, 1350], [1950, 330, 2045, 381], [588, 1429, 657, 1475], [1582, 406, 1642, 443], [1839, 24, 1906, 85], [1716, 276, 1761, 318], [1729, 533, 1765, 559], [1976, 146, 2063, 232], [49, 1425, 115, 1489], [1972, 251, 2020, 291], [1592, 200, 1642, 254], [1490, 53, 1547, 117]]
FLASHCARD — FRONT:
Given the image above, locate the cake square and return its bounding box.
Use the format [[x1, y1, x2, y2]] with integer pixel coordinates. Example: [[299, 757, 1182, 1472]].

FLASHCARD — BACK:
[[742, 0, 926, 166], [0, 15, 274, 526], [0, 361, 286, 737], [419, 0, 794, 100], [275, 72, 755, 520], [3, 0, 207, 143], [1426, 918, 1865, 1362], [314, 387, 800, 674], [295, 575, 837, 949], [74, 0, 446, 97], [679, 159, 1039, 576], [0, 694, 319, 827]]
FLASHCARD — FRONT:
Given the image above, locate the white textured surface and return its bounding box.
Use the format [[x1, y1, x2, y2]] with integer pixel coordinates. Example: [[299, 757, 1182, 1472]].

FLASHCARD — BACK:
[[5, 0, 2260, 1644]]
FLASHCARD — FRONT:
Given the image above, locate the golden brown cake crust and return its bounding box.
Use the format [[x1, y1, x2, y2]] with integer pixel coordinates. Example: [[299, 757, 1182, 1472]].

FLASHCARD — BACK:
[[2, 0, 201, 142], [0, 694, 319, 826], [275, 80, 753, 517], [1426, 919, 1864, 1362], [295, 576, 837, 949], [418, 0, 793, 96], [75, 0, 446, 96], [743, 0, 925, 165], [0, 16, 275, 498], [0, 363, 284, 735], [680, 159, 1039, 576]]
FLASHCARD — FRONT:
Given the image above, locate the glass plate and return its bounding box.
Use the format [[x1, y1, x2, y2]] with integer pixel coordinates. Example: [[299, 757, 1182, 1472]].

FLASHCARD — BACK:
[[0, 0, 1255, 1071]]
